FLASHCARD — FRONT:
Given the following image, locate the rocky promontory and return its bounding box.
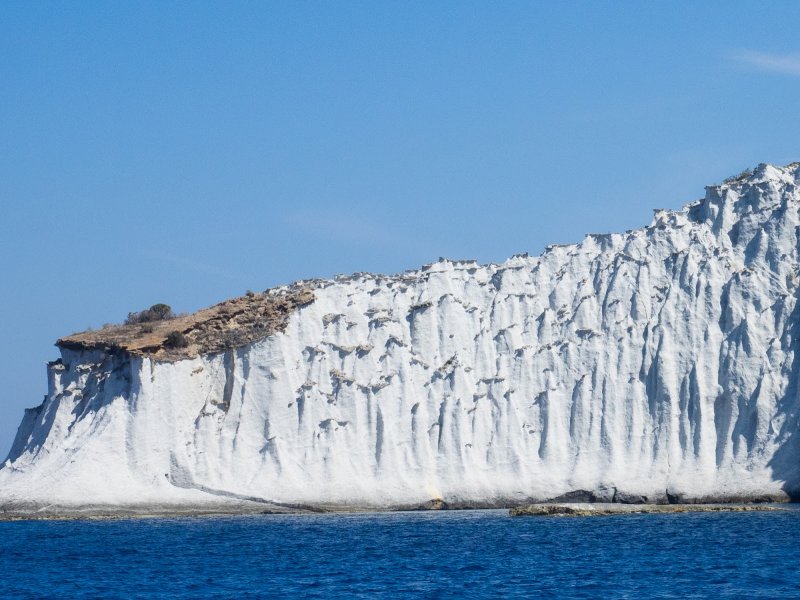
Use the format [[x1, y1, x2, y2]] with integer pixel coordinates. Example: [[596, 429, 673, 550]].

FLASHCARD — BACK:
[[3, 163, 800, 516]]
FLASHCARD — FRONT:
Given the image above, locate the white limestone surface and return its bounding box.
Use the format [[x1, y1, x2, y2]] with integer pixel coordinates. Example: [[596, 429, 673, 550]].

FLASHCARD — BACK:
[[3, 163, 800, 511]]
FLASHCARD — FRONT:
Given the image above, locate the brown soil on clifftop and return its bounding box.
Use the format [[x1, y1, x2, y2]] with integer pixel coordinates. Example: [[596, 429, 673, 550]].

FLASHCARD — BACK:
[[57, 288, 315, 362]]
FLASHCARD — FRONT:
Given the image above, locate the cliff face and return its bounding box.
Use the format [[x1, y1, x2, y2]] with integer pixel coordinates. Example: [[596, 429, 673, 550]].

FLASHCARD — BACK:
[[3, 163, 800, 511]]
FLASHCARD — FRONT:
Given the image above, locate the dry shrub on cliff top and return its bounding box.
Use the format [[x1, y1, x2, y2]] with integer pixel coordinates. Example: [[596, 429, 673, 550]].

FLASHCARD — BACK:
[[125, 303, 175, 325]]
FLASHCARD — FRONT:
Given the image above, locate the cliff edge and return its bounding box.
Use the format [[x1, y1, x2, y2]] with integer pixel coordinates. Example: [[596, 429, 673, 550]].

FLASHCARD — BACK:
[[3, 162, 800, 515], [57, 288, 315, 361]]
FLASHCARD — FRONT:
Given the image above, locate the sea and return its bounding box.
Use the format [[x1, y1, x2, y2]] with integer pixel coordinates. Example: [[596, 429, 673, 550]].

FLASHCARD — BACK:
[[1, 508, 799, 598]]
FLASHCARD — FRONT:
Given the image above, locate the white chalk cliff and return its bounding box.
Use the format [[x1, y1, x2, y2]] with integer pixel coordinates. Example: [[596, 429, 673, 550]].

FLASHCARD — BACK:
[[3, 163, 800, 511]]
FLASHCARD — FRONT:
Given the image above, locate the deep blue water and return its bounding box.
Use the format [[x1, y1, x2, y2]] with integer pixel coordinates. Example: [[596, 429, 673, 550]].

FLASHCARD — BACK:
[[2, 508, 800, 599]]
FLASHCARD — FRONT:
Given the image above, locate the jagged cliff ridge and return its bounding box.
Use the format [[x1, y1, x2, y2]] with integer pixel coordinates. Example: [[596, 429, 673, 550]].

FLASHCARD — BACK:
[[3, 162, 800, 514]]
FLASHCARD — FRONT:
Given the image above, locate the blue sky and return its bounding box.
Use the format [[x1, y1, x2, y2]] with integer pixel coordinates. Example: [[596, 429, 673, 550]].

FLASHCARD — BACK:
[[2, 2, 800, 456]]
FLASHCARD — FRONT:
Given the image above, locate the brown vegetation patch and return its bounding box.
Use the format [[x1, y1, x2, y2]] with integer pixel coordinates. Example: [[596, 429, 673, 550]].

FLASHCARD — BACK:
[[57, 288, 315, 362]]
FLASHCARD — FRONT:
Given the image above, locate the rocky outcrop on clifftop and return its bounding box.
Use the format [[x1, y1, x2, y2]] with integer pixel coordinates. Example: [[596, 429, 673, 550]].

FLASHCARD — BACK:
[[57, 288, 315, 362]]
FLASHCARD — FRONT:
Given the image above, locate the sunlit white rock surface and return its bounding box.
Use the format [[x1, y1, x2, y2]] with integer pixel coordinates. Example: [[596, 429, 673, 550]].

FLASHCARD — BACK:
[[3, 163, 800, 511]]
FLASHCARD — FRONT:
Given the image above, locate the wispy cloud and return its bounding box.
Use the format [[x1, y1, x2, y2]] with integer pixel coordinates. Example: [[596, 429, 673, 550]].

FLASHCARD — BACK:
[[731, 50, 800, 76]]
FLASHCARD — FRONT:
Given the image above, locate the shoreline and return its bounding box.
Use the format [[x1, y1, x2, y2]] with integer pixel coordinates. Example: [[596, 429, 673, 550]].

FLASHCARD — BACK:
[[509, 503, 789, 517], [0, 499, 795, 522]]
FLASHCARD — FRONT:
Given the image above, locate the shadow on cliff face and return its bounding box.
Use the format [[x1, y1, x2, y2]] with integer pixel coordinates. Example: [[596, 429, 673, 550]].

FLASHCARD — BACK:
[[4, 399, 48, 465], [767, 288, 800, 501]]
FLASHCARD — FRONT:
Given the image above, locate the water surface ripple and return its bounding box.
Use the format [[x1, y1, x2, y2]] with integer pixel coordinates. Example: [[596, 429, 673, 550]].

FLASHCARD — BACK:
[[2, 508, 799, 598]]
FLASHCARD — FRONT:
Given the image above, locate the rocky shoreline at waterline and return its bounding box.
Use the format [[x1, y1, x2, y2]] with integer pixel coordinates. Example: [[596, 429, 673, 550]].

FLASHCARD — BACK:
[[509, 503, 787, 517]]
